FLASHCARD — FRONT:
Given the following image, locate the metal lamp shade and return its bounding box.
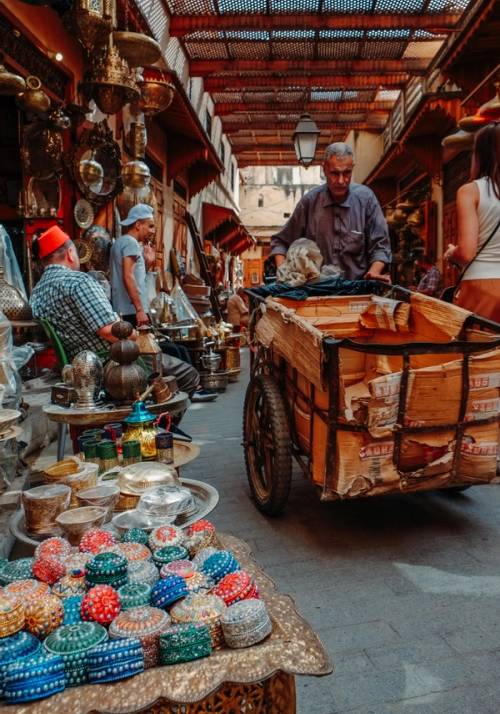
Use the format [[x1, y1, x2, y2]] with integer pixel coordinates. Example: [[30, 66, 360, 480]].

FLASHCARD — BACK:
[[293, 114, 320, 167], [478, 82, 500, 120]]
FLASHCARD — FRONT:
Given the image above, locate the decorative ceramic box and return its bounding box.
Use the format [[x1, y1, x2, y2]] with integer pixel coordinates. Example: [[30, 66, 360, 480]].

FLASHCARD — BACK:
[[4, 579, 50, 604], [159, 623, 212, 665], [0, 595, 24, 638], [109, 606, 170, 668], [120, 528, 149, 545], [34, 537, 72, 561], [148, 525, 185, 552], [213, 570, 259, 606], [32, 556, 66, 585], [127, 560, 159, 588], [114, 542, 151, 563], [0, 558, 34, 586], [85, 552, 128, 589], [62, 596, 83, 625], [52, 570, 87, 599], [170, 594, 226, 649], [44, 622, 107, 687], [150, 575, 189, 609], [200, 551, 240, 583], [81, 585, 121, 625], [62, 552, 92, 574], [152, 545, 189, 569], [118, 583, 151, 610], [191, 547, 219, 569], [0, 632, 40, 697], [3, 653, 65, 703], [24, 594, 64, 638], [185, 520, 217, 556], [87, 637, 144, 683], [79, 529, 117, 554], [220, 599, 272, 648], [159, 559, 196, 580]]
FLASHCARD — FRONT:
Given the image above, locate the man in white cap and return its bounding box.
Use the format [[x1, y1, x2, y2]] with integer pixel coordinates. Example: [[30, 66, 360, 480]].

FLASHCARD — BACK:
[[110, 204, 155, 325]]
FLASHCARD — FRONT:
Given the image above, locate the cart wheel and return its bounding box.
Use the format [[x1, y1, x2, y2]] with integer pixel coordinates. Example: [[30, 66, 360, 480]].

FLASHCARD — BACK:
[[243, 374, 292, 516]]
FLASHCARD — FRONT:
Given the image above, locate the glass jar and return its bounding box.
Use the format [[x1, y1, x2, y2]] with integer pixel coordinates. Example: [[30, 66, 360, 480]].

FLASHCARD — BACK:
[[122, 440, 142, 466], [155, 432, 173, 465], [83, 440, 100, 468], [104, 422, 123, 455], [97, 440, 119, 474]]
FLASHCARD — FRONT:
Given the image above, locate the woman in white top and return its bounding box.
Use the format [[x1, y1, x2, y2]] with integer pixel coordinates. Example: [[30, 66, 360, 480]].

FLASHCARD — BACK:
[[444, 122, 500, 322]]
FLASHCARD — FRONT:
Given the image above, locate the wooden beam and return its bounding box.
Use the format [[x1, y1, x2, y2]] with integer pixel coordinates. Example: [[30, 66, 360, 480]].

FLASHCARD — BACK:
[[170, 13, 460, 35], [191, 58, 429, 76], [231, 142, 334, 152], [215, 101, 395, 114], [222, 120, 386, 132], [205, 74, 408, 90]]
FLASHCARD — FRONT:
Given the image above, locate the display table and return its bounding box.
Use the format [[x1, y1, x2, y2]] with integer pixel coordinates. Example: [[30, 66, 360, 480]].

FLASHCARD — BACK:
[[42, 391, 189, 427], [5, 534, 332, 713]]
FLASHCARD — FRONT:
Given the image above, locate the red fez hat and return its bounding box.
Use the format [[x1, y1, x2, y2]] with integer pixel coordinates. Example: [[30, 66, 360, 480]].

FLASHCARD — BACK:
[[37, 225, 70, 259]]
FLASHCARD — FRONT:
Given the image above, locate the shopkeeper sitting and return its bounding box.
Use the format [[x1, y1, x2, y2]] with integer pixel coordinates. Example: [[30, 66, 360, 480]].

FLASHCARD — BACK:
[[29, 225, 200, 398]]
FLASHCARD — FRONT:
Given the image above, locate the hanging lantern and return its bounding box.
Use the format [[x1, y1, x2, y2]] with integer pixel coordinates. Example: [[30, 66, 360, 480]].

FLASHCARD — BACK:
[[122, 159, 151, 189], [478, 81, 500, 121], [80, 37, 140, 115], [79, 153, 105, 194], [293, 114, 320, 167], [63, 0, 114, 54]]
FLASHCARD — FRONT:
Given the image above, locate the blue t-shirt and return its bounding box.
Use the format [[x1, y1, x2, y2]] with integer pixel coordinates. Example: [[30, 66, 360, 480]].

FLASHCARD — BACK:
[[110, 233, 147, 315]]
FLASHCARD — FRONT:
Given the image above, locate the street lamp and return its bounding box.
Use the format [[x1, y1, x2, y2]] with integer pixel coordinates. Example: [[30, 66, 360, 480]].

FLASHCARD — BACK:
[[293, 113, 320, 167]]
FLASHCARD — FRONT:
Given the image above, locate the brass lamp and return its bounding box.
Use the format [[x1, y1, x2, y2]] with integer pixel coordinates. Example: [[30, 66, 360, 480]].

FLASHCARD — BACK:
[[441, 129, 474, 151], [458, 114, 489, 132], [134, 67, 176, 116], [80, 36, 140, 115], [63, 0, 114, 54]]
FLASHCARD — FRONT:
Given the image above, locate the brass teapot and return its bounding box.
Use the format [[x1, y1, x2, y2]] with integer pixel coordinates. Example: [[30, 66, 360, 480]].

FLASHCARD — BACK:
[[122, 401, 168, 460], [17, 76, 51, 115]]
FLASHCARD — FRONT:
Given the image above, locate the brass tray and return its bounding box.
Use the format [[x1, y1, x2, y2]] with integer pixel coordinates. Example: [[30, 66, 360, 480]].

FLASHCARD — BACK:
[[4, 534, 332, 712]]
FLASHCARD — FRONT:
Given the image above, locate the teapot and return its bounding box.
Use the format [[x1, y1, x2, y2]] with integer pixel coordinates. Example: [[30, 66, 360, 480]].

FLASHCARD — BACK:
[[122, 401, 171, 460]]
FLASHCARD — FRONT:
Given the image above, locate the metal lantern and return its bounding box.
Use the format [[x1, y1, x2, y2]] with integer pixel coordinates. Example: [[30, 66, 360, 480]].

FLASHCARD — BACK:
[[64, 0, 114, 54], [134, 68, 176, 116], [292, 114, 320, 167], [80, 37, 140, 115]]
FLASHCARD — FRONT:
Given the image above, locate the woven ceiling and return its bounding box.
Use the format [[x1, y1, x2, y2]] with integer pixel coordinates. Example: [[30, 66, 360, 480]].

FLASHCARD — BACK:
[[165, 0, 475, 164]]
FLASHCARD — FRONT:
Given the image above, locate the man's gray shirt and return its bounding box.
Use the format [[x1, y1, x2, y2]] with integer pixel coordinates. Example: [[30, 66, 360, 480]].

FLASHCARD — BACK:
[[110, 233, 147, 315], [270, 183, 391, 280]]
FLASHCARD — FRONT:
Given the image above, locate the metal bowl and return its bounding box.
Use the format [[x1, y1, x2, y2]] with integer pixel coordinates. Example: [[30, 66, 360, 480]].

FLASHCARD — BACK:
[[137, 485, 195, 519], [112, 461, 180, 496], [55, 506, 107, 546], [77, 483, 120, 522]]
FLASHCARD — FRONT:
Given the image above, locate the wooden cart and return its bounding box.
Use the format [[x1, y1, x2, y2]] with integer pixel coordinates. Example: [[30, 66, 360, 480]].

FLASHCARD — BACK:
[[243, 287, 500, 515]]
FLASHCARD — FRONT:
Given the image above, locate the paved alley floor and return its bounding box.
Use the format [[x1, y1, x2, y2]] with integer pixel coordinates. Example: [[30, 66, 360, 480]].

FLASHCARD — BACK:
[[181, 350, 500, 714]]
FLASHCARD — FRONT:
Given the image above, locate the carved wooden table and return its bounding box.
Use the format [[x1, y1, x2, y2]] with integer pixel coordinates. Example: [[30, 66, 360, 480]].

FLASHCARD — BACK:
[[6, 534, 332, 713]]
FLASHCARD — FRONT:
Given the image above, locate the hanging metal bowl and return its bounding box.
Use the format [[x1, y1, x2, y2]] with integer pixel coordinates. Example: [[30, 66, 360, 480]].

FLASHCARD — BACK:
[[134, 67, 175, 116], [0, 64, 25, 96], [113, 31, 162, 69], [478, 81, 500, 120], [458, 114, 489, 132], [441, 129, 474, 151], [122, 159, 151, 189]]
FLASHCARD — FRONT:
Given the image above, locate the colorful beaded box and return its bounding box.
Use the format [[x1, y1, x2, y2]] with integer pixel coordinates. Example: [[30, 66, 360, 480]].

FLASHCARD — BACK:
[[213, 570, 259, 606], [3, 653, 65, 703], [152, 545, 189, 569], [0, 631, 40, 697], [150, 575, 189, 609], [109, 606, 170, 669], [200, 551, 240, 583], [170, 594, 226, 649], [44, 622, 107, 687], [118, 583, 152, 610], [0, 595, 24, 638], [81, 585, 121, 625], [24, 594, 64, 638], [87, 637, 144, 683], [85, 552, 128, 589], [148, 525, 185, 552], [220, 599, 272, 648], [127, 560, 159, 588], [120, 528, 149, 545], [4, 578, 50, 604], [159, 623, 212, 665]]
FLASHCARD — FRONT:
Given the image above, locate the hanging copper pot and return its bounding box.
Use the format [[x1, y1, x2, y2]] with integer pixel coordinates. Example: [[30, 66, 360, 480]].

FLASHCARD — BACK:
[[134, 67, 175, 116], [458, 114, 489, 132], [80, 38, 140, 115], [113, 31, 161, 68], [0, 64, 25, 96], [17, 76, 51, 115], [478, 81, 500, 120]]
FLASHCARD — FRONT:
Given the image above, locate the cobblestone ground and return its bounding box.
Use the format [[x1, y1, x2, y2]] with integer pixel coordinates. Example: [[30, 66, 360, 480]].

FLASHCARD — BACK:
[[182, 350, 500, 714]]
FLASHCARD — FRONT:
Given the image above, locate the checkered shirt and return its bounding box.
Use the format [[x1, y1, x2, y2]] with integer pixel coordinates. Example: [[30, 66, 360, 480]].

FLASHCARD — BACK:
[[30, 265, 117, 360], [416, 265, 442, 297]]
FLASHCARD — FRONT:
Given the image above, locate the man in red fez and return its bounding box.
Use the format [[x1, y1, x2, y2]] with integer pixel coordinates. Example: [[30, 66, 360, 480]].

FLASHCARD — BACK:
[[30, 224, 201, 398]]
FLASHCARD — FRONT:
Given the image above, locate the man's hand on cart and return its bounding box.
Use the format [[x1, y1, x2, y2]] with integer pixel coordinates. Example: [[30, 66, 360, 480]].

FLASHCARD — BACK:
[[364, 261, 392, 284]]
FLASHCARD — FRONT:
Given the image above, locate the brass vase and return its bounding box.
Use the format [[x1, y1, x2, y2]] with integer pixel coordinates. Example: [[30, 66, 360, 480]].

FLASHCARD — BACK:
[[0, 268, 32, 321], [17, 76, 51, 115]]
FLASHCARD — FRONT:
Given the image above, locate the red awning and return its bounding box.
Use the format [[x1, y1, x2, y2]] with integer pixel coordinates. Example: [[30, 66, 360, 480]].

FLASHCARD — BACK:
[[202, 202, 255, 255], [156, 72, 223, 197]]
